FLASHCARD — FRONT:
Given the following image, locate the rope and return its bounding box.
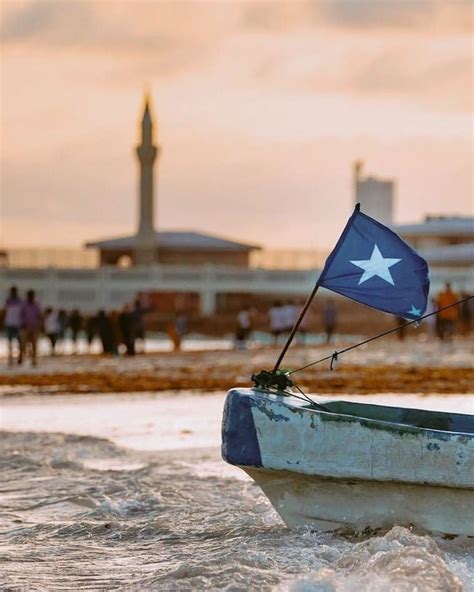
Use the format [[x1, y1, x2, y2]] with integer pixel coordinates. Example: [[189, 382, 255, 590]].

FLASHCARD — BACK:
[[289, 295, 473, 376], [291, 382, 331, 411], [259, 383, 315, 407]]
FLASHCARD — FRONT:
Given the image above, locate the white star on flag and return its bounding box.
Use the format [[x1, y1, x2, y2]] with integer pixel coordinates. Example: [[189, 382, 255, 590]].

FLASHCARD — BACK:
[[350, 244, 402, 286], [407, 305, 422, 316]]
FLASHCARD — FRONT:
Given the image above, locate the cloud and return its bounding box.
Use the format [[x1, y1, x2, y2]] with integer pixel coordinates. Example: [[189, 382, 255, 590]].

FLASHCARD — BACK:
[[1, 0, 243, 80], [319, 0, 435, 30], [242, 0, 472, 34], [4, 1, 471, 51], [1, 1, 240, 49], [224, 29, 471, 111], [2, 1, 93, 44], [349, 43, 472, 109], [2, 1, 471, 94]]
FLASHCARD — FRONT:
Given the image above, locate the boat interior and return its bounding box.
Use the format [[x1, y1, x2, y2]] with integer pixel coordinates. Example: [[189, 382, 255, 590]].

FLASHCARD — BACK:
[[316, 399, 474, 435]]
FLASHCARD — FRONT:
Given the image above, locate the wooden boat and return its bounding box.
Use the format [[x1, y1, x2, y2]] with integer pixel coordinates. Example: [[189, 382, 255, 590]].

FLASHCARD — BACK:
[[221, 207, 473, 535], [222, 387, 474, 535]]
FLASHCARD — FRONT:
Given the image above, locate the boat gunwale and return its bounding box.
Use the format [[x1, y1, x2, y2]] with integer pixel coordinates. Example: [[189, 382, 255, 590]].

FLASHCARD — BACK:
[[240, 387, 474, 439]]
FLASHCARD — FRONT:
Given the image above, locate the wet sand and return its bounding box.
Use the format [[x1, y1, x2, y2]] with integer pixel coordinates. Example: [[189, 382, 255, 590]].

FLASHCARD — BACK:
[[1, 337, 473, 395]]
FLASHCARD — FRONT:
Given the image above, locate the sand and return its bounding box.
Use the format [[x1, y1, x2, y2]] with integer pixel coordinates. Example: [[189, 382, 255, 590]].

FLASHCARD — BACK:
[[0, 336, 472, 396]]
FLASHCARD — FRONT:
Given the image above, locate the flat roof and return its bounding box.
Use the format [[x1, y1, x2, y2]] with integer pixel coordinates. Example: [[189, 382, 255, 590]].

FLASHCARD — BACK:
[[86, 230, 260, 252], [396, 216, 474, 237]]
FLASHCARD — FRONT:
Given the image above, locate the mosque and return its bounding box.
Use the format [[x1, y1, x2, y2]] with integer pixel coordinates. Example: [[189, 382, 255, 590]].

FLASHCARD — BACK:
[[1, 95, 471, 315], [86, 95, 259, 268]]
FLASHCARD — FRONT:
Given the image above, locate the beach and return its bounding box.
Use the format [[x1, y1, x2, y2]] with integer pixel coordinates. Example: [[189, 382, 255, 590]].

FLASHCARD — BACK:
[[0, 335, 473, 395], [1, 337, 473, 590]]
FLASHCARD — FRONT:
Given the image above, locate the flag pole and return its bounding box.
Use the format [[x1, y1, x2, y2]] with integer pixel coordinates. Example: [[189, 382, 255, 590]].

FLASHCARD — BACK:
[[273, 203, 360, 372], [273, 281, 321, 372]]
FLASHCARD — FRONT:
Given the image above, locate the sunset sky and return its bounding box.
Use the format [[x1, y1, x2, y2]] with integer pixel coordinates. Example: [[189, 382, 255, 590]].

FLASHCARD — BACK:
[[1, 0, 472, 250]]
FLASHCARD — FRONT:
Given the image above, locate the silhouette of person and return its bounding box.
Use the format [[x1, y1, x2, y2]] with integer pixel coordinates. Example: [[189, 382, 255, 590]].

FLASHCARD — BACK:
[[3, 285, 23, 365]]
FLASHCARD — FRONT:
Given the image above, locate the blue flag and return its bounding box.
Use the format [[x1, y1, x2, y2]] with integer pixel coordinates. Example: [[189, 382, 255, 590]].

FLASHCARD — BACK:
[[318, 205, 430, 319]]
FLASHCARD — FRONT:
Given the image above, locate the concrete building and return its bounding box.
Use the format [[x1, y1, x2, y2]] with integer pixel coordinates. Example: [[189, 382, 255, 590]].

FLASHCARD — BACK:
[[88, 232, 258, 269], [86, 95, 258, 267], [396, 216, 474, 278], [396, 216, 473, 250], [354, 160, 394, 225], [0, 263, 470, 316]]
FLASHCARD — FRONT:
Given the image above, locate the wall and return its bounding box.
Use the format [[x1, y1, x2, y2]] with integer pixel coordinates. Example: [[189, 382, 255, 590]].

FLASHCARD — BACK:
[[98, 248, 250, 267], [0, 265, 472, 316], [157, 249, 250, 267]]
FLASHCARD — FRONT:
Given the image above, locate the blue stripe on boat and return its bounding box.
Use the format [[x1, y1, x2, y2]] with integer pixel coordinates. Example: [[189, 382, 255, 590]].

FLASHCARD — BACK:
[[221, 389, 262, 467]]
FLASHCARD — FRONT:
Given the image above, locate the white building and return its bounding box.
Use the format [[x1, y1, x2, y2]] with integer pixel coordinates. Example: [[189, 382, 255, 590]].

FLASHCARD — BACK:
[[396, 216, 473, 251], [396, 216, 474, 289], [354, 160, 394, 226]]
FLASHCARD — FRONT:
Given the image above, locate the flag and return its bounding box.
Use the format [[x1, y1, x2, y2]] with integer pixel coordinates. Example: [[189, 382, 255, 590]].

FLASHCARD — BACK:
[[318, 204, 430, 319]]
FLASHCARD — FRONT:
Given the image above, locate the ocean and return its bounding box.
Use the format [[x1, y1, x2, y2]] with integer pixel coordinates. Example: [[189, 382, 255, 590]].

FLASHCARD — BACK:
[[1, 392, 473, 591]]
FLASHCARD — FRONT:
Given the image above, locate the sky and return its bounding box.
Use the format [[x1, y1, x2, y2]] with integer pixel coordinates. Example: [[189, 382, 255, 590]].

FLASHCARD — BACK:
[[0, 0, 472, 250]]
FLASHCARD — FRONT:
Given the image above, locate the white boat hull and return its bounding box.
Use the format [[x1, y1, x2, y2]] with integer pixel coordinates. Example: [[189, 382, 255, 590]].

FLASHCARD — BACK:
[[245, 468, 474, 535], [222, 388, 474, 535]]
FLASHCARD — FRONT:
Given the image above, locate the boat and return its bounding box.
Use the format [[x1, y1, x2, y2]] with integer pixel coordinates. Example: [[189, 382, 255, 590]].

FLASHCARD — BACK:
[[222, 387, 474, 535], [221, 205, 473, 535]]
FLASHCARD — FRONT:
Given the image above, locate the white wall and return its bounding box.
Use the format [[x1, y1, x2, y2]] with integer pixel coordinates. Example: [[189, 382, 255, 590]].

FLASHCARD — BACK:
[[1, 265, 472, 315]]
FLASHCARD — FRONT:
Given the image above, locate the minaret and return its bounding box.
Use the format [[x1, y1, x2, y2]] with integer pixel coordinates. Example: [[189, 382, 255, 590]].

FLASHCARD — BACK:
[[135, 94, 160, 265], [353, 159, 363, 205]]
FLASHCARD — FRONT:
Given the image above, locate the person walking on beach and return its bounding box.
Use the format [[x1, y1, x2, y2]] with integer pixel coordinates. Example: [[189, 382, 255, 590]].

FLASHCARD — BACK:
[[118, 304, 135, 356], [44, 308, 60, 355], [296, 299, 311, 345], [166, 316, 181, 351], [235, 306, 252, 350], [97, 310, 116, 355], [131, 298, 146, 353], [21, 290, 42, 366], [282, 301, 298, 335], [437, 283, 458, 341], [56, 309, 68, 352], [395, 316, 406, 340], [269, 301, 285, 345], [176, 313, 187, 348], [322, 299, 338, 344], [424, 297, 438, 338], [85, 314, 97, 351], [109, 311, 120, 356], [3, 286, 23, 366], [69, 309, 83, 352]]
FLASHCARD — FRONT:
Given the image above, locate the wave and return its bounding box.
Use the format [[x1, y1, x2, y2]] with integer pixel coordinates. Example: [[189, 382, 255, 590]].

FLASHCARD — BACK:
[[1, 430, 472, 591]]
